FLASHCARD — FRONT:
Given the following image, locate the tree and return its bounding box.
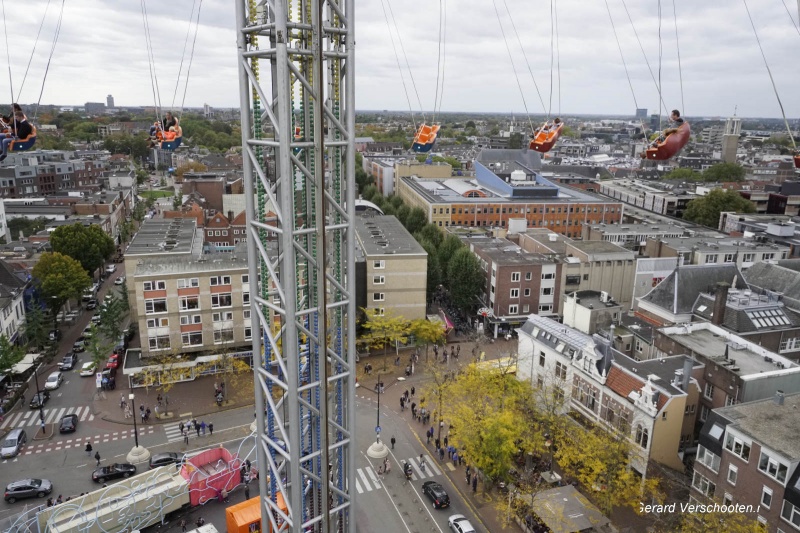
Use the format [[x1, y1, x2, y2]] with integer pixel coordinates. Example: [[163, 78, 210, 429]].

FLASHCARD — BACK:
[[135, 168, 149, 186], [360, 309, 410, 370], [418, 238, 442, 302], [667, 505, 764, 533], [701, 162, 745, 182], [119, 220, 134, 243], [22, 304, 49, 350], [196, 348, 253, 405], [416, 224, 443, 248], [175, 161, 208, 180], [508, 132, 524, 149], [437, 235, 463, 284], [395, 204, 411, 226], [132, 202, 147, 222], [50, 224, 115, 276], [409, 318, 446, 362], [0, 335, 25, 376], [465, 120, 476, 129], [447, 248, 484, 313], [32, 253, 92, 319], [662, 167, 701, 181], [404, 208, 428, 235], [682, 188, 755, 227], [86, 323, 112, 375], [103, 133, 149, 159], [99, 296, 126, 343]]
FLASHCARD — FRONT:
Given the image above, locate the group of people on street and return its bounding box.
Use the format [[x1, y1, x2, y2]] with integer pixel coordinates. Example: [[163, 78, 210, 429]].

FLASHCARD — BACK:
[[179, 418, 214, 444]]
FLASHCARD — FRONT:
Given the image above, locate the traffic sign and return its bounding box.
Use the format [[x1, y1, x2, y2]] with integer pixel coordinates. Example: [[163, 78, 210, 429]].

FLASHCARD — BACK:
[[375, 426, 381, 434]]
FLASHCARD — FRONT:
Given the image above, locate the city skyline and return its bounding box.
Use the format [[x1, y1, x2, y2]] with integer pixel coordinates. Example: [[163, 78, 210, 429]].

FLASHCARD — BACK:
[[2, 0, 800, 118]]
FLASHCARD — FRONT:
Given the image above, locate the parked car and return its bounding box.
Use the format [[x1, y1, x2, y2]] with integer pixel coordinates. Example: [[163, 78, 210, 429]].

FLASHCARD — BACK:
[[105, 355, 119, 369], [29, 390, 50, 409], [43, 372, 63, 390], [58, 413, 79, 433], [48, 329, 61, 341], [422, 481, 450, 509], [0, 429, 27, 459], [84, 323, 96, 336], [91, 314, 101, 324], [3, 478, 52, 503], [149, 452, 182, 469], [73, 337, 86, 352], [59, 352, 77, 371], [86, 299, 98, 310], [115, 275, 126, 285], [79, 362, 97, 377], [105, 264, 116, 274], [92, 463, 136, 483], [448, 514, 476, 533]]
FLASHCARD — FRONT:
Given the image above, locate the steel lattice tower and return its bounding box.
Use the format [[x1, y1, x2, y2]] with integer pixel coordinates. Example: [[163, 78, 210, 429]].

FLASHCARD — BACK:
[[234, 0, 356, 531]]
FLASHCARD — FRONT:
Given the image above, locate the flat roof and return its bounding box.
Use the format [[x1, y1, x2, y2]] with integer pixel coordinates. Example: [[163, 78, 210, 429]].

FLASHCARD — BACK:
[[125, 219, 199, 256], [134, 251, 250, 277], [567, 240, 634, 256], [613, 354, 698, 397], [566, 290, 621, 309], [717, 392, 800, 460], [463, 237, 556, 266], [355, 215, 426, 257], [652, 236, 789, 253], [586, 222, 688, 235]]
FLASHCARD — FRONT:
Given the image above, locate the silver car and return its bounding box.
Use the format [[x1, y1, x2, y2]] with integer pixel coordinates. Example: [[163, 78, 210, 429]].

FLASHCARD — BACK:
[[4, 478, 53, 503], [44, 371, 64, 390], [448, 514, 476, 533]]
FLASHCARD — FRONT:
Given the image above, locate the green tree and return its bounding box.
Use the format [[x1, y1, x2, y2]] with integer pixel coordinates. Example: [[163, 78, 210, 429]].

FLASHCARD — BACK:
[[22, 304, 49, 350], [417, 237, 442, 301], [86, 323, 112, 372], [395, 205, 411, 226], [447, 248, 484, 313], [103, 133, 149, 159], [702, 162, 746, 182], [32, 252, 92, 320], [662, 167, 702, 181], [0, 334, 26, 375], [508, 132, 524, 149], [132, 202, 147, 222], [50, 223, 115, 276], [417, 223, 443, 248], [119, 220, 134, 243], [682, 189, 756, 227], [360, 309, 410, 370], [175, 161, 208, 180], [120, 279, 130, 307], [438, 234, 463, 281], [404, 207, 428, 235], [409, 318, 446, 362], [465, 120, 476, 129], [99, 296, 126, 343], [135, 168, 149, 186]]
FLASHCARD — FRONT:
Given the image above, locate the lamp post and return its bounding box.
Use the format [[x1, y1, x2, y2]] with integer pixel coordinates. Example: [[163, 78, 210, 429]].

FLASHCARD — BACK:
[[366, 372, 388, 459], [33, 363, 45, 434], [126, 392, 150, 464]]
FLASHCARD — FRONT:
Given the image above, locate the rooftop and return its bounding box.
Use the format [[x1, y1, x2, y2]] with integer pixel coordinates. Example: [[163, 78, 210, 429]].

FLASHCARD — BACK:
[[659, 322, 799, 376], [716, 392, 800, 461], [354, 215, 426, 257], [611, 354, 697, 398], [134, 249, 250, 277], [651, 236, 789, 253], [125, 219, 200, 257], [585, 222, 688, 235], [460, 237, 555, 266], [566, 290, 621, 310], [566, 240, 634, 258]]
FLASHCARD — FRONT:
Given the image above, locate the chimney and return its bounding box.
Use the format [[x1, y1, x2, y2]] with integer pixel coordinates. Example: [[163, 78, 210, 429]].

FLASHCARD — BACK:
[[682, 357, 692, 392], [227, 210, 234, 223], [775, 390, 785, 406], [711, 282, 730, 326]]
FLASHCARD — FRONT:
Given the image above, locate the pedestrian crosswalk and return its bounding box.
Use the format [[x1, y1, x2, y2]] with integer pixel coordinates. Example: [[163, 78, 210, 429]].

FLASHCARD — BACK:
[[163, 413, 193, 443], [0, 405, 94, 429], [354, 455, 441, 494]]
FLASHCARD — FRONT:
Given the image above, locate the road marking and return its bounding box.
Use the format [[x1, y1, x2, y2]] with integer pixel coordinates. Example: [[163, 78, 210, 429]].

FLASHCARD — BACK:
[[366, 466, 382, 489], [446, 463, 455, 471], [356, 468, 371, 494], [354, 478, 363, 494]]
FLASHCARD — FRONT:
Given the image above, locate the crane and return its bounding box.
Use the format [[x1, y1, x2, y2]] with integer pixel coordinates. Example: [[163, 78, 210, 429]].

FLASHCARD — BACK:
[[234, 1, 357, 532]]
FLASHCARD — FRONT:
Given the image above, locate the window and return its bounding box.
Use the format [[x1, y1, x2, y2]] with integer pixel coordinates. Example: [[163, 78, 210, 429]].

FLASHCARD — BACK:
[[243, 292, 250, 305], [242, 275, 249, 284], [696, 445, 721, 473], [555, 361, 567, 380], [179, 296, 200, 311], [511, 272, 521, 282], [145, 298, 167, 314], [213, 311, 234, 322], [539, 304, 553, 313], [525, 272, 532, 281], [373, 276, 385, 285], [182, 332, 203, 346], [541, 287, 553, 296], [243, 309, 251, 319], [143, 280, 166, 291], [244, 327, 252, 340], [177, 278, 199, 288], [211, 293, 233, 308], [539, 351, 546, 367], [523, 304, 530, 313], [727, 464, 738, 485], [373, 260, 385, 269], [566, 275, 581, 285], [373, 293, 385, 302], [692, 471, 715, 498], [180, 314, 201, 325], [723, 493, 733, 506], [725, 395, 735, 407], [763, 253, 775, 261], [724, 434, 752, 461], [521, 288, 529, 297], [376, 308, 385, 316], [635, 424, 649, 448], [508, 305, 518, 314], [510, 289, 520, 298], [146, 317, 169, 328], [782, 500, 800, 528], [780, 337, 800, 353], [704, 382, 714, 400], [762, 486, 773, 509], [583, 274, 589, 281], [705, 254, 718, 264], [700, 405, 710, 422], [758, 451, 789, 483], [214, 328, 234, 344], [210, 275, 232, 286], [743, 253, 755, 263], [724, 253, 735, 263], [541, 273, 555, 280], [148, 335, 170, 351]]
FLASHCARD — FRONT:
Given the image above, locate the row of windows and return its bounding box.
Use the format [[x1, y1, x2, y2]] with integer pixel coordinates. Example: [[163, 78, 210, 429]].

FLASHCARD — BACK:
[[703, 252, 786, 264], [148, 327, 252, 351], [434, 205, 622, 215], [144, 275, 251, 291], [146, 293, 245, 314], [440, 218, 599, 229], [509, 272, 555, 282]]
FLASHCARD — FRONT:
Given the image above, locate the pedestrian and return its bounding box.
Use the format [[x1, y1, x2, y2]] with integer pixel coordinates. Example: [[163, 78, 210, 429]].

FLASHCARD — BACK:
[[179, 421, 185, 434], [157, 393, 163, 407], [183, 430, 189, 445], [195, 423, 201, 437], [411, 386, 415, 397], [56, 494, 63, 504], [419, 453, 426, 473], [208, 423, 214, 436], [444, 436, 449, 448], [120, 394, 126, 409], [404, 389, 409, 400], [85, 442, 93, 456], [180, 519, 187, 532], [400, 397, 405, 411], [145, 408, 151, 422], [46, 497, 53, 507], [395, 356, 400, 366], [390, 435, 396, 449], [244, 484, 250, 500], [466, 471, 472, 484], [472, 475, 478, 493], [439, 447, 445, 461], [435, 438, 440, 451], [405, 365, 411, 377], [453, 451, 459, 466], [95, 450, 101, 466], [200, 421, 207, 436], [426, 431, 431, 444]]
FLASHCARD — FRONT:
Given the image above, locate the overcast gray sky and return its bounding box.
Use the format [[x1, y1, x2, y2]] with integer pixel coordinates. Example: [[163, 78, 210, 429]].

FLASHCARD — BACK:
[[3, 0, 800, 118]]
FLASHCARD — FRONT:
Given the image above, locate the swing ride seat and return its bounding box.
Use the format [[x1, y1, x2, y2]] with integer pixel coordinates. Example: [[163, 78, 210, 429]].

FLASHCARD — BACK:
[[529, 123, 564, 153], [642, 122, 690, 161], [160, 136, 182, 151], [9, 126, 37, 152], [412, 124, 440, 153], [794, 154, 800, 170]]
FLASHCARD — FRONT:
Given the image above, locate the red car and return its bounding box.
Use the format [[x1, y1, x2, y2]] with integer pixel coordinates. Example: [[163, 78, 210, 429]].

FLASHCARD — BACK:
[[105, 355, 119, 369]]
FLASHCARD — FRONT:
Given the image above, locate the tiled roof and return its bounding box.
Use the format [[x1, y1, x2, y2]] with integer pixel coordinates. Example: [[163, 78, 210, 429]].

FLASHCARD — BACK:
[[206, 213, 230, 228], [605, 366, 668, 412]]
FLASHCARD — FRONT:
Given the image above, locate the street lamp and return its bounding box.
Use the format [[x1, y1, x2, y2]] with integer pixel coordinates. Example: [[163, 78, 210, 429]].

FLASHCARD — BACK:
[[33, 363, 45, 434], [366, 372, 388, 459], [126, 392, 150, 464]]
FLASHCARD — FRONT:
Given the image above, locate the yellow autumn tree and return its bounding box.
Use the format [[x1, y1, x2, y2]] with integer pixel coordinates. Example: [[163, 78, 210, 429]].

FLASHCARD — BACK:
[[409, 318, 445, 362], [359, 308, 410, 370]]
